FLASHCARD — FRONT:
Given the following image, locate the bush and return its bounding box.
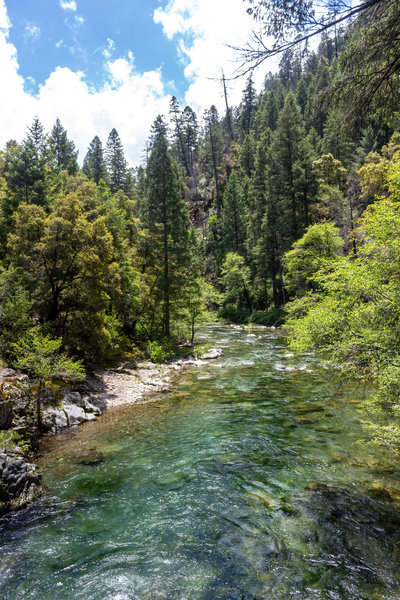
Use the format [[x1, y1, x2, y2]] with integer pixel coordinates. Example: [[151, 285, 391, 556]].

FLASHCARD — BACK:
[[249, 308, 287, 326], [103, 314, 129, 361], [0, 430, 29, 452], [146, 340, 173, 363], [217, 304, 251, 323]]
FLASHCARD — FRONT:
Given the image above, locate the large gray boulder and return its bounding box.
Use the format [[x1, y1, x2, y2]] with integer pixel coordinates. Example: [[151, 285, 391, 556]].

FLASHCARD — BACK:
[[42, 391, 101, 432]]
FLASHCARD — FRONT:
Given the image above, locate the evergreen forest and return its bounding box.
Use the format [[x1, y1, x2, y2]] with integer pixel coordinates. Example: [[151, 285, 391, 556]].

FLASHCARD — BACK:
[[1, 0, 400, 452]]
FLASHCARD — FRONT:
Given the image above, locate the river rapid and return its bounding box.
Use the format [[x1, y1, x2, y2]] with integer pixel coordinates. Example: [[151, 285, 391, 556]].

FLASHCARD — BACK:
[[1, 325, 400, 600]]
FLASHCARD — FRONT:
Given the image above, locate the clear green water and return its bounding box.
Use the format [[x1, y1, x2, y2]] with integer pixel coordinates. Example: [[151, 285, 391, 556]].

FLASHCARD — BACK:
[[1, 325, 400, 600]]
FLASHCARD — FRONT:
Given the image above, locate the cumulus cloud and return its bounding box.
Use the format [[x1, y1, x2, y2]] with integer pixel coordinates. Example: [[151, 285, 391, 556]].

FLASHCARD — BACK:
[[60, 0, 77, 11], [0, 0, 10, 31], [0, 0, 278, 167], [153, 0, 275, 115], [0, 0, 172, 166], [35, 61, 170, 165]]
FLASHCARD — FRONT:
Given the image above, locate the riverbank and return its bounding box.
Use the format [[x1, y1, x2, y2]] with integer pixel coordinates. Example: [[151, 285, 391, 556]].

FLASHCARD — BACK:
[[0, 349, 223, 517]]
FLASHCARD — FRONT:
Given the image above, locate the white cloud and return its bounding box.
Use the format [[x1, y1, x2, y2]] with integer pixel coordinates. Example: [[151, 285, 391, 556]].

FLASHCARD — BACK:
[[0, 1, 172, 166], [0, 0, 10, 31], [0, 3, 35, 144], [153, 0, 277, 115], [60, 0, 77, 11], [0, 0, 279, 168], [24, 22, 41, 42], [103, 38, 116, 60]]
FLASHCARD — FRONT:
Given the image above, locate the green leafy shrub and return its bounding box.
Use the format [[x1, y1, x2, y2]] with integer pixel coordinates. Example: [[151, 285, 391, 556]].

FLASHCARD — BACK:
[[146, 340, 173, 363], [249, 308, 286, 326], [103, 314, 129, 360], [217, 304, 250, 323], [0, 430, 29, 452]]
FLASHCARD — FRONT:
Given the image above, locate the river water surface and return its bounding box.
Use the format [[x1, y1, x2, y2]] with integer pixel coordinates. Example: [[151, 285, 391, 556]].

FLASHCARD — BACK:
[[1, 325, 400, 599]]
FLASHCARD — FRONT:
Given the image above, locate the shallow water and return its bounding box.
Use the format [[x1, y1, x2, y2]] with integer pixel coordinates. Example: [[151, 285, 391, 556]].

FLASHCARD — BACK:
[[1, 325, 400, 600]]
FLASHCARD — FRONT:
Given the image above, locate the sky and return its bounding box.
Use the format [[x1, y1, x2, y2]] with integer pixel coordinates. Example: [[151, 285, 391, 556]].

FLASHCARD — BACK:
[[0, 0, 271, 166]]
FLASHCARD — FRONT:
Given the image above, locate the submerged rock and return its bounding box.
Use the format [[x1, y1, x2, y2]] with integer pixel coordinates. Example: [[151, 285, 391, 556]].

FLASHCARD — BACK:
[[202, 348, 223, 360], [366, 483, 393, 503], [74, 450, 107, 466]]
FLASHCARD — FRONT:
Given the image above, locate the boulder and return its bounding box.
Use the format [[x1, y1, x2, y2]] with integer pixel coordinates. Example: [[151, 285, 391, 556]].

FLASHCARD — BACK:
[[62, 390, 83, 405], [202, 348, 223, 360], [0, 451, 42, 515], [42, 406, 68, 431], [42, 392, 101, 432], [62, 403, 86, 427], [82, 397, 101, 416], [137, 362, 156, 369]]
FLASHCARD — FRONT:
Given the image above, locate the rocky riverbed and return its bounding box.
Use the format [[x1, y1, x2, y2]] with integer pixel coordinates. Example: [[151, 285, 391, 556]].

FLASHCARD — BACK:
[[0, 349, 223, 518]]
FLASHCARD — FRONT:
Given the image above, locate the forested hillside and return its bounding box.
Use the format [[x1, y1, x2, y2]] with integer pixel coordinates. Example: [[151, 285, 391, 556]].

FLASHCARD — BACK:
[[1, 0, 400, 447]]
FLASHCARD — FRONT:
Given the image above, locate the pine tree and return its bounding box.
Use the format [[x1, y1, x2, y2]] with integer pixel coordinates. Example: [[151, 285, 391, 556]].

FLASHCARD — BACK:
[[105, 128, 128, 194], [260, 91, 278, 133], [142, 116, 191, 338], [256, 200, 285, 308], [203, 106, 224, 214], [294, 135, 317, 229], [239, 133, 255, 178], [221, 173, 246, 256], [26, 116, 46, 165], [296, 78, 308, 116], [170, 97, 190, 177], [182, 105, 198, 176], [49, 118, 78, 174], [268, 92, 305, 242], [240, 75, 257, 135], [83, 136, 108, 185], [5, 117, 52, 207], [247, 133, 269, 248]]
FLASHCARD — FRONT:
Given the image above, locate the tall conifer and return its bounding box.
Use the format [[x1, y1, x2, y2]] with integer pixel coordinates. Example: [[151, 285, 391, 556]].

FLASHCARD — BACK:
[[143, 116, 191, 338], [105, 128, 128, 194], [83, 136, 108, 185]]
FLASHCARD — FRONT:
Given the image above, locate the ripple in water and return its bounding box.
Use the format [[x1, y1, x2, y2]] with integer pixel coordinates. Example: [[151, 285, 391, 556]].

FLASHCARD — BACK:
[[1, 325, 400, 600]]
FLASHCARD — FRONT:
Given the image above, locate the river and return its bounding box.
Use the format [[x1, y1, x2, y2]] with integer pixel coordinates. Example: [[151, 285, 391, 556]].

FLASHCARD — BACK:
[[1, 325, 400, 599]]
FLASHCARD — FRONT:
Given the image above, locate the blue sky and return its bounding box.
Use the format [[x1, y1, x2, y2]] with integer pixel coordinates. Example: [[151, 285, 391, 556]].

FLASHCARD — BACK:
[[0, 0, 266, 165], [5, 0, 185, 97]]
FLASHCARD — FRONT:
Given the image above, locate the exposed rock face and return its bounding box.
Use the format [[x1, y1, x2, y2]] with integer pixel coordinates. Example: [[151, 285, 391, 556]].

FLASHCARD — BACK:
[[0, 451, 42, 516], [42, 391, 101, 432], [0, 401, 13, 430]]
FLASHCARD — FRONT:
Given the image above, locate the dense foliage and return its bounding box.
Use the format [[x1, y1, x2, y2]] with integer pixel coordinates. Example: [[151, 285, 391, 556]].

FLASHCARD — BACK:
[[1, 0, 400, 448]]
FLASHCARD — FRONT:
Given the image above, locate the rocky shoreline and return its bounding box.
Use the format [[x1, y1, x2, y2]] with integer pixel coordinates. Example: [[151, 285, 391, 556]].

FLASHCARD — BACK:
[[0, 349, 223, 518]]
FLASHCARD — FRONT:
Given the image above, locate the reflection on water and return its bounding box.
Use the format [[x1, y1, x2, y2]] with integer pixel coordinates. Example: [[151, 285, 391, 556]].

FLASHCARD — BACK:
[[1, 325, 400, 600]]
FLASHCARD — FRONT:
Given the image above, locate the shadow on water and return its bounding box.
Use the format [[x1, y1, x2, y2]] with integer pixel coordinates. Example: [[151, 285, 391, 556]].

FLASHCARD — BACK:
[[1, 325, 400, 600]]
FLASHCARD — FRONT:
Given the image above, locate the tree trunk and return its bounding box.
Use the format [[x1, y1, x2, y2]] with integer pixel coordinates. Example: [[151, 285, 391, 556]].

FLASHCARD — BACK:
[[163, 215, 170, 338], [243, 286, 253, 313], [222, 71, 234, 142], [36, 382, 43, 433], [208, 120, 221, 214]]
